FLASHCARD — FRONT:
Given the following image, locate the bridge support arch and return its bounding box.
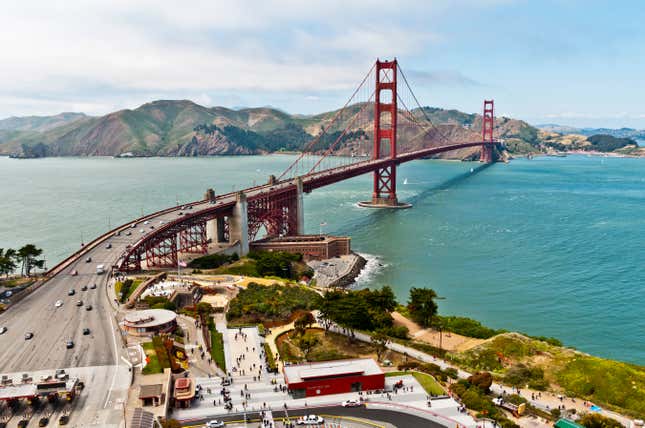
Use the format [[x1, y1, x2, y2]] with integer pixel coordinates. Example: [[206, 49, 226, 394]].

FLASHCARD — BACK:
[[359, 59, 411, 209]]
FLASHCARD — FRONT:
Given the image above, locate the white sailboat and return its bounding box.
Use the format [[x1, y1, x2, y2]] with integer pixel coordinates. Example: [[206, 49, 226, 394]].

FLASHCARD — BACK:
[[403, 178, 408, 185]]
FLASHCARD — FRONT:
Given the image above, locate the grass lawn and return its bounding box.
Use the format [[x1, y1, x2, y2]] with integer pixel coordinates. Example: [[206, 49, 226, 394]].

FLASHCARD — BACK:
[[411, 372, 445, 395], [210, 329, 226, 371], [385, 371, 445, 395], [141, 342, 162, 375]]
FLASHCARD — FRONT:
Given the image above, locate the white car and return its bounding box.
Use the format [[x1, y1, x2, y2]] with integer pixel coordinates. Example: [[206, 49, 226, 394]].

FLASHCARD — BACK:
[[144, 220, 150, 225], [205, 421, 224, 428], [0, 326, 7, 335], [296, 415, 324, 425], [341, 398, 362, 407], [55, 300, 64, 308]]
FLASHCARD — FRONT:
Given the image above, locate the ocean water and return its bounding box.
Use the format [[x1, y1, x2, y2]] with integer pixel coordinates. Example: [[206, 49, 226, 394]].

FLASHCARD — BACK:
[[0, 155, 643, 365]]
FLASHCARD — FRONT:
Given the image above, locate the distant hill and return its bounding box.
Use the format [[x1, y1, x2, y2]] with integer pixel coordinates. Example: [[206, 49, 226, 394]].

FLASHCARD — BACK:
[[0, 100, 581, 159], [536, 123, 645, 140]]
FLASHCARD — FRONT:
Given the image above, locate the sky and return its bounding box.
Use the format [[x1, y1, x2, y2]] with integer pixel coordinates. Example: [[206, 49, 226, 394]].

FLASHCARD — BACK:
[[2, 0, 645, 128]]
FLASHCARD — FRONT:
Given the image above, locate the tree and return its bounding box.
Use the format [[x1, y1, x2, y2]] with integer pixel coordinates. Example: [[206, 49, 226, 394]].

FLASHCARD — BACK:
[[578, 414, 623, 428], [17, 244, 44, 277], [407, 287, 438, 328], [296, 333, 319, 360], [294, 312, 315, 336], [0, 248, 18, 278], [371, 330, 389, 362], [196, 301, 214, 316]]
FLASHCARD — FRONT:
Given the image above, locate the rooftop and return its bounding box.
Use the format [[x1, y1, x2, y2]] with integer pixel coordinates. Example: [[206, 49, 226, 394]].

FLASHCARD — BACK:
[[124, 309, 177, 328], [139, 384, 163, 399], [283, 358, 383, 384]]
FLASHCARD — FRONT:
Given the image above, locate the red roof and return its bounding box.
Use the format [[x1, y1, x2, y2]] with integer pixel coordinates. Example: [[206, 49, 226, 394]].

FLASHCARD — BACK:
[[175, 378, 191, 389]]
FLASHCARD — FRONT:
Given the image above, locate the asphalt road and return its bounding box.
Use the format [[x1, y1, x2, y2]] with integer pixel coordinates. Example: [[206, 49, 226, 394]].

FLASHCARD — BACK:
[[0, 209, 189, 373], [185, 405, 443, 428]]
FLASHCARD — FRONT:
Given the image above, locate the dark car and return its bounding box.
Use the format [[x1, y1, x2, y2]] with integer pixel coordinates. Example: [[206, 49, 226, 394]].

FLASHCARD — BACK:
[[68, 289, 75, 296], [38, 417, 49, 427], [25, 332, 34, 340], [85, 257, 92, 263], [105, 243, 112, 249], [81, 285, 88, 291], [58, 415, 69, 425], [76, 300, 83, 307], [85, 305, 92, 311], [66, 340, 74, 349], [82, 328, 90, 335]]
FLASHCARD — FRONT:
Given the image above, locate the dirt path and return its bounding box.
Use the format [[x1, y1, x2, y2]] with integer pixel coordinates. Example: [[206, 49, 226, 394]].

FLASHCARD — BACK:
[[392, 312, 485, 352]]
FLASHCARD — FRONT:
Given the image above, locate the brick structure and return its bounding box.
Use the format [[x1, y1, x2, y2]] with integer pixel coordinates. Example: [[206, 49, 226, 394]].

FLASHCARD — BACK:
[[249, 235, 350, 260]]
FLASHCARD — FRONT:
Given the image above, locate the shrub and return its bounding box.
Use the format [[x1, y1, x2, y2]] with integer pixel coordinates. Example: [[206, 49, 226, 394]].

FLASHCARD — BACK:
[[468, 371, 493, 392], [578, 413, 623, 428], [188, 253, 238, 269]]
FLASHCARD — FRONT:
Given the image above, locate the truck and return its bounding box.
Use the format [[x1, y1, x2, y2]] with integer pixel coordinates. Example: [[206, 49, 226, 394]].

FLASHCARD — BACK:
[[96, 264, 105, 275]]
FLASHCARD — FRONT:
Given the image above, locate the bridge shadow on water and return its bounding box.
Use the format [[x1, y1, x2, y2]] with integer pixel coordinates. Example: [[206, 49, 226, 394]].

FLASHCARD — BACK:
[[333, 162, 495, 237]]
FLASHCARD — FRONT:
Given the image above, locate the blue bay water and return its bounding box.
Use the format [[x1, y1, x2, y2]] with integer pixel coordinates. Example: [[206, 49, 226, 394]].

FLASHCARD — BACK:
[[0, 155, 643, 364]]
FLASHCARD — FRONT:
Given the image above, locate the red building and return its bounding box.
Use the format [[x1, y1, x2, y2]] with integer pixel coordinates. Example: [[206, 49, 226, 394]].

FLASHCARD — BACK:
[[283, 358, 384, 398]]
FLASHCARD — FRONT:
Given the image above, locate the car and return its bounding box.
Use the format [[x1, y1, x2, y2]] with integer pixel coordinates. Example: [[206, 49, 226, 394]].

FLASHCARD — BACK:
[[341, 399, 362, 407], [85, 257, 92, 263], [38, 417, 49, 427], [76, 300, 83, 307], [178, 212, 183, 216], [181, 205, 187, 210], [205, 420, 224, 428], [114, 231, 121, 237], [126, 231, 132, 236], [90, 283, 97, 289], [82, 328, 90, 335], [149, 225, 154, 229], [188, 205, 193, 209], [105, 243, 112, 249], [143, 220, 150, 225], [70, 270, 78, 276], [55, 369, 68, 380], [66, 340, 74, 349], [296, 415, 324, 425], [68, 289, 75, 296], [130, 223, 137, 228], [25, 332, 34, 340], [58, 415, 69, 425], [81, 285, 88, 291], [55, 300, 64, 308], [139, 229, 145, 233], [0, 326, 7, 334], [85, 304, 92, 311], [159, 220, 165, 224]]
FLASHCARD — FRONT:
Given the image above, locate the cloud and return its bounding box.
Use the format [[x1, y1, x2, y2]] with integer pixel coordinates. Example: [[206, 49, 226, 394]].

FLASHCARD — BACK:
[[406, 70, 482, 87]]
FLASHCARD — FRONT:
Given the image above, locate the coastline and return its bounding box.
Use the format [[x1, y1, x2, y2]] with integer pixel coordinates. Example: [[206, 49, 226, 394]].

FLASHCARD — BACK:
[[307, 252, 367, 288]]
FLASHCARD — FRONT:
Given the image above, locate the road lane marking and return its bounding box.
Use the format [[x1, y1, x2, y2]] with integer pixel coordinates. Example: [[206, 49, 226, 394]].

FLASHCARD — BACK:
[[103, 311, 121, 409]]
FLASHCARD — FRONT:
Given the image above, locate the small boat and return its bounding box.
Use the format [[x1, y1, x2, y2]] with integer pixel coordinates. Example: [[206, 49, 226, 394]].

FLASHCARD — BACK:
[[403, 178, 408, 185], [470, 168, 474, 173]]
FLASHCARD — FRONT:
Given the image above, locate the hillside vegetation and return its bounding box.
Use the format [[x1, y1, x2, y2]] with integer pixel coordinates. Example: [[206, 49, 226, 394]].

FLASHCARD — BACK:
[[0, 100, 539, 159], [449, 333, 645, 417]]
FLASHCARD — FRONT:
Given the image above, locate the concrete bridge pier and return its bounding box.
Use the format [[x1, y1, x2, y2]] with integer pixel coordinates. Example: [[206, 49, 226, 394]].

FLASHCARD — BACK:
[[229, 191, 249, 255], [295, 177, 305, 235], [206, 217, 228, 244]]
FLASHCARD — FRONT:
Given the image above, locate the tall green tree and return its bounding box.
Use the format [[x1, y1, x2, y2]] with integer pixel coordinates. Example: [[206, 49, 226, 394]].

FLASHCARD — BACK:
[[407, 287, 438, 328], [371, 330, 389, 362], [17, 244, 44, 277], [0, 248, 18, 278], [297, 333, 320, 360]]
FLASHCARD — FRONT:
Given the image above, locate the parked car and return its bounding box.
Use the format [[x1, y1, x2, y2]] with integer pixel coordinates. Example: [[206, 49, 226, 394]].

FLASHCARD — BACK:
[[59, 415, 69, 425], [82, 328, 90, 335], [341, 399, 362, 407], [205, 420, 224, 428], [296, 415, 324, 425], [38, 417, 49, 427]]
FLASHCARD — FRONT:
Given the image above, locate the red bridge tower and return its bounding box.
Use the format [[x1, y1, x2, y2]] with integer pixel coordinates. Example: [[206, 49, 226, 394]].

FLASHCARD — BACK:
[[359, 59, 411, 209], [480, 99, 495, 162]]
